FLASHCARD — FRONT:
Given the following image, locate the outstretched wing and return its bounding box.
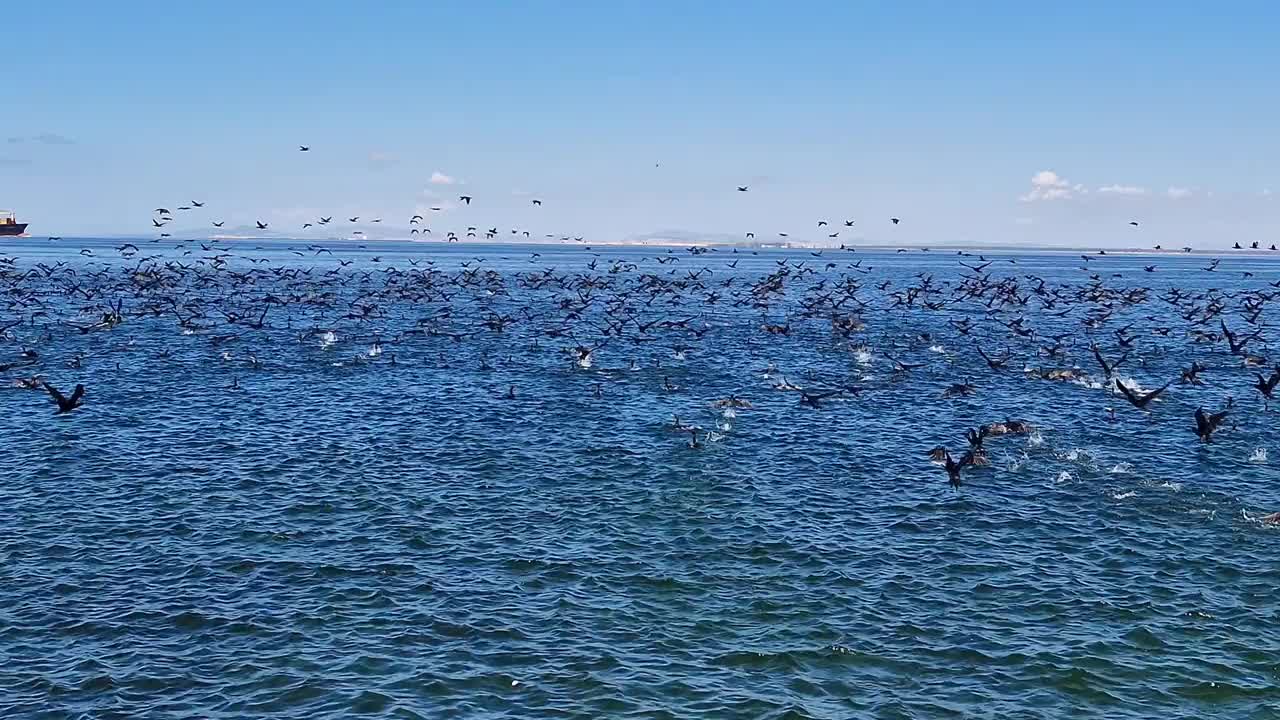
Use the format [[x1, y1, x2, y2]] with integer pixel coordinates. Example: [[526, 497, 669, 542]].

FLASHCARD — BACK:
[[68, 385, 85, 406], [1115, 379, 1140, 405], [1141, 380, 1173, 404], [42, 381, 66, 404], [1092, 345, 1110, 374]]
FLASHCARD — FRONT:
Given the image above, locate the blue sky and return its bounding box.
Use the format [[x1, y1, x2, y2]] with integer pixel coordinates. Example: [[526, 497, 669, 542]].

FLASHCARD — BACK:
[[2, 1, 1277, 246]]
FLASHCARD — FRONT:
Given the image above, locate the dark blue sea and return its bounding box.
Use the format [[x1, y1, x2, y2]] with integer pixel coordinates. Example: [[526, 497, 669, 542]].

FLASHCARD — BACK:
[[1, 238, 1278, 718]]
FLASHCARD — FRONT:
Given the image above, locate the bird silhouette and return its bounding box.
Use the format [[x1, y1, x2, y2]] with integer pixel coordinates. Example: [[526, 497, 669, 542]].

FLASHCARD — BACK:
[[42, 381, 85, 414], [1115, 379, 1172, 411]]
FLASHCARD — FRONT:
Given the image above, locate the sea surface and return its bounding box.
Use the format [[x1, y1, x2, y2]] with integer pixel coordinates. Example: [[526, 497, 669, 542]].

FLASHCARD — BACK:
[[1, 238, 1278, 719]]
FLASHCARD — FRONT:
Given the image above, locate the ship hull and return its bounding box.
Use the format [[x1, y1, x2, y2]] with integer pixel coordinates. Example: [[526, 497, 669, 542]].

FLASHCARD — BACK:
[[0, 223, 28, 236]]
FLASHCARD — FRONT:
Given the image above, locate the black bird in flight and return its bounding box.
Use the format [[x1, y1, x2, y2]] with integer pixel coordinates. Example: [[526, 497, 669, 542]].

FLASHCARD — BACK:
[[736, 186, 748, 192], [256, 221, 269, 230], [212, 221, 224, 227], [1193, 407, 1229, 443], [1180, 361, 1206, 385], [943, 449, 975, 489], [891, 218, 901, 225], [1254, 367, 1280, 405], [1115, 378, 1172, 411], [532, 199, 542, 206], [299, 145, 310, 151], [42, 381, 85, 414], [1091, 344, 1129, 377], [1129, 221, 1140, 226], [459, 196, 473, 205]]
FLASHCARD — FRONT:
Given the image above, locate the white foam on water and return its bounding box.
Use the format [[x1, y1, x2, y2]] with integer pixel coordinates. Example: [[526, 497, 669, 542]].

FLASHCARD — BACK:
[[1249, 448, 1268, 463], [319, 330, 337, 349], [1054, 470, 1074, 484], [368, 343, 383, 357], [1241, 510, 1277, 527], [854, 350, 872, 365], [1006, 451, 1030, 472], [1110, 462, 1134, 474], [1072, 376, 1105, 390], [1057, 448, 1091, 463], [1111, 490, 1137, 500], [1027, 431, 1045, 448], [929, 344, 945, 354], [1159, 481, 1182, 492]]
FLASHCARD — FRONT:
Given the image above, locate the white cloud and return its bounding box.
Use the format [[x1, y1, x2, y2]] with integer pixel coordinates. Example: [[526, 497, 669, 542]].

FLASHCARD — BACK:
[[1166, 186, 1192, 199], [1020, 170, 1085, 202], [429, 171, 456, 185], [1098, 184, 1148, 196]]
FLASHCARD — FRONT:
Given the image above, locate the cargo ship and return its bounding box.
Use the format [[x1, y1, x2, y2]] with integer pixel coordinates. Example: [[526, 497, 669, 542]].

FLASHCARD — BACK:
[[0, 211, 28, 236]]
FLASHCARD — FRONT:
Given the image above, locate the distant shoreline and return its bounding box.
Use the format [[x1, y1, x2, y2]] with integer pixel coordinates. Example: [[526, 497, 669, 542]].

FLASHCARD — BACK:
[[8, 234, 1280, 257]]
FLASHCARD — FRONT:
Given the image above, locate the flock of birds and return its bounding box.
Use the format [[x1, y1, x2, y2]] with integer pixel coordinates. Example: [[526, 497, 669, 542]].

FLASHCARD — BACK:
[[7, 149, 1280, 524], [98, 144, 1280, 252]]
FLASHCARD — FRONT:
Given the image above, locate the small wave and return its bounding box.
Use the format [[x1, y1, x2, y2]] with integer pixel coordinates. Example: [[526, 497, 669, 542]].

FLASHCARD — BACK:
[[929, 344, 945, 353], [1249, 448, 1267, 463], [1054, 470, 1074, 484], [1027, 431, 1045, 448], [1110, 462, 1133, 474], [1111, 490, 1137, 500]]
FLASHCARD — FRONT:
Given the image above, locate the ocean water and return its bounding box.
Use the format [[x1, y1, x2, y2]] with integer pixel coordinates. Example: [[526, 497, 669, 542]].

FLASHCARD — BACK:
[[1, 238, 1279, 718]]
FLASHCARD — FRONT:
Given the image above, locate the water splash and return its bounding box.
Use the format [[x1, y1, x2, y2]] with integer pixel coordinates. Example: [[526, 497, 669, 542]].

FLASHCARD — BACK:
[[1249, 448, 1267, 463], [1006, 451, 1030, 472]]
